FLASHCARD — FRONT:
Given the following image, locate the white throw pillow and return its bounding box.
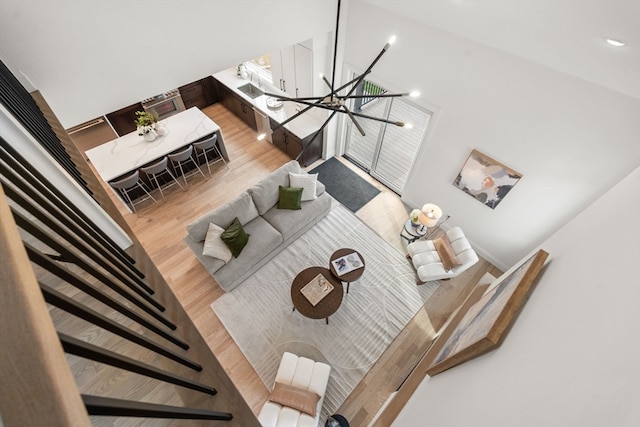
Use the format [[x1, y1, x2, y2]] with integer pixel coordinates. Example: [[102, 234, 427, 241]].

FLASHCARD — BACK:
[[202, 223, 232, 263], [289, 172, 318, 201]]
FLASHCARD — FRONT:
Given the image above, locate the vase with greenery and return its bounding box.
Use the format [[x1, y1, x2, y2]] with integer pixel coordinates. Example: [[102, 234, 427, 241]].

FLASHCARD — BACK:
[[410, 208, 421, 225], [134, 111, 158, 141]]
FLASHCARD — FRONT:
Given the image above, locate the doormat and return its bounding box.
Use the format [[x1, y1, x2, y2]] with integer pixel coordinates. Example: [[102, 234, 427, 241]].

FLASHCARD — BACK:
[[309, 157, 380, 212]]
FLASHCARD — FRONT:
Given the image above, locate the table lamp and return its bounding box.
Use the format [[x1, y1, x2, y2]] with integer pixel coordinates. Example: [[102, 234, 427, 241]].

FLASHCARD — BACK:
[[417, 203, 442, 233]]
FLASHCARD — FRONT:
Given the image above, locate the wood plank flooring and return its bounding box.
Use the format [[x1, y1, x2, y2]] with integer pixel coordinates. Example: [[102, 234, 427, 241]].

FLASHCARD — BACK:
[[79, 103, 501, 426]]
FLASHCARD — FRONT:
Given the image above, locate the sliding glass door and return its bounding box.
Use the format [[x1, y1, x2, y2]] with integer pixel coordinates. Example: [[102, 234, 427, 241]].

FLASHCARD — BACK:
[[344, 78, 431, 195]]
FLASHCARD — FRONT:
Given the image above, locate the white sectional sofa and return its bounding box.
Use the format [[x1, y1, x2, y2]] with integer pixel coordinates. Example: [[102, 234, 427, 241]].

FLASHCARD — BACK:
[[258, 352, 331, 427]]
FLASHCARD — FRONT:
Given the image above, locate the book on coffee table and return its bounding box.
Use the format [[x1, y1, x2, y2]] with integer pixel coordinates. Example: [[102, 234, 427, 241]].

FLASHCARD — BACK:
[[300, 273, 334, 306], [331, 252, 363, 276]]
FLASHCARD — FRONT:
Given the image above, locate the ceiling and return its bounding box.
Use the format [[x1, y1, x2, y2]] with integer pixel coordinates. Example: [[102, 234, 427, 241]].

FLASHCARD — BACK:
[[362, 0, 640, 99]]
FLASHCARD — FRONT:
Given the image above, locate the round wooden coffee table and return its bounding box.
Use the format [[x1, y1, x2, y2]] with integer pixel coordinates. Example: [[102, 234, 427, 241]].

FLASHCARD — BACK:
[[291, 267, 343, 325], [329, 248, 365, 293]]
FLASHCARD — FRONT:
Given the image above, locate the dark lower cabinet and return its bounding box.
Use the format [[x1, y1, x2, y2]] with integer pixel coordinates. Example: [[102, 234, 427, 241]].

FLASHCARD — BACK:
[[106, 102, 143, 137], [179, 76, 219, 110], [106, 77, 219, 137], [213, 78, 257, 131], [236, 100, 256, 130], [269, 119, 323, 167]]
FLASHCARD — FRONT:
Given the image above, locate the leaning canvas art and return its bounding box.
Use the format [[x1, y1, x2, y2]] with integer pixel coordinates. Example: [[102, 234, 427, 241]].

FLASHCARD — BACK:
[[453, 149, 522, 209], [426, 249, 548, 376]]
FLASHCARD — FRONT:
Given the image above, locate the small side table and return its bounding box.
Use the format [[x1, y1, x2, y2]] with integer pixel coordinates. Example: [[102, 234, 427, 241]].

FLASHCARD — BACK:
[[329, 248, 365, 293], [400, 219, 427, 243]]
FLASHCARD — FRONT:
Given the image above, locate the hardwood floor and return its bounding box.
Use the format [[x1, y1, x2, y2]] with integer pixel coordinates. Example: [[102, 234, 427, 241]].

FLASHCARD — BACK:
[[80, 103, 501, 425]]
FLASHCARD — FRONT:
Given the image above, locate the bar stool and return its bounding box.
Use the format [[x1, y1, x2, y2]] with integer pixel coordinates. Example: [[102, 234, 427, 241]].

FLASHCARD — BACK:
[[109, 170, 156, 213], [167, 145, 206, 187], [139, 156, 183, 199], [192, 134, 229, 176]]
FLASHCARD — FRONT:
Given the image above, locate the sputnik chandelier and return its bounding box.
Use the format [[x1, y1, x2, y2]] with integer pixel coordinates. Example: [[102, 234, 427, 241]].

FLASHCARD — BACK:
[[262, 0, 418, 147]]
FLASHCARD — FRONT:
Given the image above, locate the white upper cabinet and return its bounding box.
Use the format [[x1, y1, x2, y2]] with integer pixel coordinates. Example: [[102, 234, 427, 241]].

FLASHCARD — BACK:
[[270, 38, 320, 99], [271, 45, 295, 97], [293, 44, 313, 98]]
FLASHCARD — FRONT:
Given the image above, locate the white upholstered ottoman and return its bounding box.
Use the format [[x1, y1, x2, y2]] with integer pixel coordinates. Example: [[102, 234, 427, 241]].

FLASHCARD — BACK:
[[258, 352, 331, 427]]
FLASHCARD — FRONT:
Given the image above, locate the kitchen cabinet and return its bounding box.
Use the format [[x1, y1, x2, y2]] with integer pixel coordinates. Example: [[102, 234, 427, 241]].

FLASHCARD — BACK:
[[293, 44, 313, 98], [179, 76, 219, 109], [235, 98, 257, 131], [271, 42, 313, 98], [269, 118, 323, 167], [106, 102, 144, 136], [215, 79, 257, 131]]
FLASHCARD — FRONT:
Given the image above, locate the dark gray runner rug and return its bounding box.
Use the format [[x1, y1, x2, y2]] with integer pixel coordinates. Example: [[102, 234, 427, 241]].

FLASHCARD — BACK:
[[309, 157, 380, 212]]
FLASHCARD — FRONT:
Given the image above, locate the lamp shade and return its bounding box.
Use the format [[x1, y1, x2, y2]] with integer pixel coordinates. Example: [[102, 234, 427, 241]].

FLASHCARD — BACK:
[[418, 203, 442, 227]]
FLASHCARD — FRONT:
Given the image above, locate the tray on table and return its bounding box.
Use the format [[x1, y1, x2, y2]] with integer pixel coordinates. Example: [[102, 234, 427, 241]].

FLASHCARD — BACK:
[[300, 273, 334, 306]]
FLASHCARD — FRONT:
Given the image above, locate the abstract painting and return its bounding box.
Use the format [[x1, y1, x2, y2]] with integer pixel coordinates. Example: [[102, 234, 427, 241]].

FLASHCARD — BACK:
[[453, 149, 522, 209], [426, 249, 549, 376]]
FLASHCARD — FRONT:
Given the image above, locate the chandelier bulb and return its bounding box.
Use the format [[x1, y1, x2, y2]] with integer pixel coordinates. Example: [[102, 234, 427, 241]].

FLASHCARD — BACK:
[[409, 91, 420, 97]]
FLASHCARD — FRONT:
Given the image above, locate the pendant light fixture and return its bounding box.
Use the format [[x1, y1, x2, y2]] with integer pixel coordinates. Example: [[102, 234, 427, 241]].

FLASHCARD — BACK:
[[262, 0, 418, 159]]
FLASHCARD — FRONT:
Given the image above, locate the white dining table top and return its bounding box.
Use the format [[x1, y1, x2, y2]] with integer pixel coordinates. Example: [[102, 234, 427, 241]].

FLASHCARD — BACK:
[[85, 107, 220, 182]]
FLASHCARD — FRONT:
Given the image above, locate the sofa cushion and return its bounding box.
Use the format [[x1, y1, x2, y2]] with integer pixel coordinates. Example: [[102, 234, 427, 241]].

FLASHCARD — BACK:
[[221, 217, 250, 258], [249, 160, 302, 215], [202, 223, 232, 262], [289, 172, 318, 201], [267, 382, 320, 417], [187, 191, 259, 242], [213, 216, 283, 291], [263, 192, 332, 241], [278, 186, 303, 210]]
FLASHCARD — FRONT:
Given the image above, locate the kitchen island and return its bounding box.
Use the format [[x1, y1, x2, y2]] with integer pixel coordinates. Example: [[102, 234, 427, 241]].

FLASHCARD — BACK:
[[85, 107, 228, 183]]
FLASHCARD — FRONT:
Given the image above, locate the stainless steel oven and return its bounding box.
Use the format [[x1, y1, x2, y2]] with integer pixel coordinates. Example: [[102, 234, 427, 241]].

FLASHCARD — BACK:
[[142, 88, 186, 120]]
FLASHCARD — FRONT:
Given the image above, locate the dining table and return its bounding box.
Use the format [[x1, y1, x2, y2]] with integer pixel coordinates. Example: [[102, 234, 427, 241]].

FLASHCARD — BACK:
[[85, 107, 229, 183]]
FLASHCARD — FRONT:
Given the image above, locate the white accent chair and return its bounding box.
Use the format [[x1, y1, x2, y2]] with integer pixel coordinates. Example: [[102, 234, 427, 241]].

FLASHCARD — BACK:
[[258, 352, 331, 427], [407, 226, 479, 282]]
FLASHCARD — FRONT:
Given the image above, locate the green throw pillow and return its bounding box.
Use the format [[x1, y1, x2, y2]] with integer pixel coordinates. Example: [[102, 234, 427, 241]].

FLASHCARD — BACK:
[[220, 217, 249, 258], [278, 186, 303, 210]]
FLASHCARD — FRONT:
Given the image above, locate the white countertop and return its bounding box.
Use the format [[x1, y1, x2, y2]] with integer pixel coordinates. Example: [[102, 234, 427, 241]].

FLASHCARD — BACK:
[[212, 68, 326, 140], [86, 107, 221, 182]]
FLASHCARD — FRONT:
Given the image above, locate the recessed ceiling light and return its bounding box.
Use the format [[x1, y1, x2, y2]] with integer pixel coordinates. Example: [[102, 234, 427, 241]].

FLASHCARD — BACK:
[[606, 38, 626, 47]]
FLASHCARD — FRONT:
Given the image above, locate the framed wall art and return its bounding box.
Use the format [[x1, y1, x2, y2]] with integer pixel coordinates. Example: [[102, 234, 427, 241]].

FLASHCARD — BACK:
[[425, 249, 549, 376], [453, 149, 522, 209]]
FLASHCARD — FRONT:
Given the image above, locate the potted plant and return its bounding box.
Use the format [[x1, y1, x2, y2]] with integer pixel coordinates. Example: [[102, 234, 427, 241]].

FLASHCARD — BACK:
[[410, 208, 421, 225], [134, 111, 157, 141]]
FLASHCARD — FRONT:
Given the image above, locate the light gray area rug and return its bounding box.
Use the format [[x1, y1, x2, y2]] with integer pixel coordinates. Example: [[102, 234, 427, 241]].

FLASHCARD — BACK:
[[211, 204, 438, 421]]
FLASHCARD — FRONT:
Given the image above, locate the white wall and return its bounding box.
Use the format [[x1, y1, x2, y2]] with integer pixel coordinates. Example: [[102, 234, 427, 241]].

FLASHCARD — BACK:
[[0, 1, 334, 128], [394, 165, 640, 427], [343, 1, 640, 270]]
